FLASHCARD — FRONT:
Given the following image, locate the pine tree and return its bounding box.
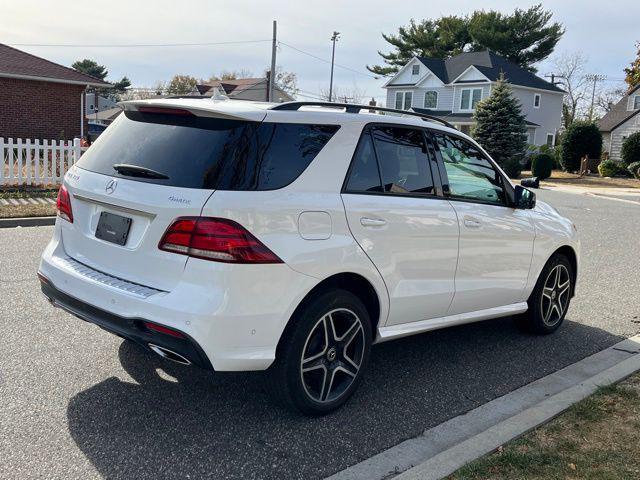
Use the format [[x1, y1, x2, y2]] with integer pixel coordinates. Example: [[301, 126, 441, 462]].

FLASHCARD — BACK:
[[472, 77, 528, 178], [368, 5, 563, 75], [624, 42, 640, 90]]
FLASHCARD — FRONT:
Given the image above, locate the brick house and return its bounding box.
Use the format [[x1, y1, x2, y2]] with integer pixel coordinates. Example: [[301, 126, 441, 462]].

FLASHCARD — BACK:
[[0, 43, 110, 140]]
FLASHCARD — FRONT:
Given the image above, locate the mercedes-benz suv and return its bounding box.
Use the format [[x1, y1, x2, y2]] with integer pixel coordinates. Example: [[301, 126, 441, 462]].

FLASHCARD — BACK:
[[39, 99, 579, 415]]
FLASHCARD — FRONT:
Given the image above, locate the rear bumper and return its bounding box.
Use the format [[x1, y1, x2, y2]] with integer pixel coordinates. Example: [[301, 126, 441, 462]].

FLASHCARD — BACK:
[[38, 223, 317, 371], [40, 277, 213, 370]]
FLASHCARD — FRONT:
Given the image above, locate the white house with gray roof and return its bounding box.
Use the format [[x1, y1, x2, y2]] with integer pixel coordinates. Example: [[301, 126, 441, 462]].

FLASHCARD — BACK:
[[383, 50, 565, 147], [598, 84, 640, 162]]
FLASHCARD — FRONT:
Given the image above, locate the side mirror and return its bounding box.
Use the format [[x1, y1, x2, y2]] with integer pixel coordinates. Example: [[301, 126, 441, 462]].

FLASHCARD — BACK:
[[514, 185, 536, 209]]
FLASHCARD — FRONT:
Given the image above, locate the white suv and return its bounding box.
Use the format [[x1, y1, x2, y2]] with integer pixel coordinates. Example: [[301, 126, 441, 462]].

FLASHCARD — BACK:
[[39, 99, 579, 415]]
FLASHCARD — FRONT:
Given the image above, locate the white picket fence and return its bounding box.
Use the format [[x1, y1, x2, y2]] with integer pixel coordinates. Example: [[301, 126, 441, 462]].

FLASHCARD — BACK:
[[0, 138, 87, 187]]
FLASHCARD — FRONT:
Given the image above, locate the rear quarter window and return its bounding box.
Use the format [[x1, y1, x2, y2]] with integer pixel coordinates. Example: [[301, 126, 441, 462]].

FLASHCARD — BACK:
[[77, 111, 339, 190]]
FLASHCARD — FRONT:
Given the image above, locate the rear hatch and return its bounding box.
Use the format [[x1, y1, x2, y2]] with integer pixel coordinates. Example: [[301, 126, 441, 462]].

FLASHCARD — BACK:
[[61, 101, 266, 291]]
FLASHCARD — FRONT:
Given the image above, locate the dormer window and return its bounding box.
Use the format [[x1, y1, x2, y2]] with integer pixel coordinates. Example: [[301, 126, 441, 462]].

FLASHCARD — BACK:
[[411, 65, 420, 75], [635, 95, 640, 110]]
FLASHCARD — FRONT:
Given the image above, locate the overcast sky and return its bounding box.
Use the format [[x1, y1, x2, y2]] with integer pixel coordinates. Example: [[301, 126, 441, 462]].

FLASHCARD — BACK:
[[2, 0, 638, 103]]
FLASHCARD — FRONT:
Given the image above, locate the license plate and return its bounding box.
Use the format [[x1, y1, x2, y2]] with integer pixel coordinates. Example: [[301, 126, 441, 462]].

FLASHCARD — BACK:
[[95, 211, 132, 246]]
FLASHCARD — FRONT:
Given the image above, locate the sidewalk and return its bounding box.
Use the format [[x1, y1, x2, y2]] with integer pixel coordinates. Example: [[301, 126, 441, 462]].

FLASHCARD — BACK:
[[328, 335, 640, 480], [0, 197, 56, 206], [0, 193, 56, 221], [541, 183, 640, 205]]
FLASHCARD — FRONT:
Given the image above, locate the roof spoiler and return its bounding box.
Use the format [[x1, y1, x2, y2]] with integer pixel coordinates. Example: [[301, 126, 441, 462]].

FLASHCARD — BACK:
[[118, 99, 267, 122], [271, 101, 455, 129]]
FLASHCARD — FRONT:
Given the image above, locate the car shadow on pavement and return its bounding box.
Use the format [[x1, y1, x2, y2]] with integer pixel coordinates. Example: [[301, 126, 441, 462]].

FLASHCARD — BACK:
[[66, 316, 623, 480]]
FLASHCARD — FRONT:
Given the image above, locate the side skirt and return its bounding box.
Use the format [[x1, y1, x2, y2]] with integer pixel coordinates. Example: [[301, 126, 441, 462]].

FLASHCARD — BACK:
[[376, 302, 528, 343]]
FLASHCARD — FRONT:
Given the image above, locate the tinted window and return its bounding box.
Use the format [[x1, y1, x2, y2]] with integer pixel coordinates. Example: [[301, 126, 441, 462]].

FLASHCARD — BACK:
[[371, 126, 435, 195], [434, 133, 506, 205], [208, 122, 339, 190], [77, 111, 339, 190], [344, 132, 382, 192]]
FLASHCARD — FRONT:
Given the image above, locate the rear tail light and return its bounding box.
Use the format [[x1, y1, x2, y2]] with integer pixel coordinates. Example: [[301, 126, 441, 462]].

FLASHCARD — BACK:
[[142, 321, 185, 338], [158, 217, 283, 264], [56, 184, 73, 223]]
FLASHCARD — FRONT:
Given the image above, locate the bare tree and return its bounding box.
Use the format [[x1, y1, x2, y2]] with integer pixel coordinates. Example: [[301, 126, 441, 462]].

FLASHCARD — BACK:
[[118, 82, 167, 101], [551, 52, 589, 127], [595, 85, 626, 115], [207, 69, 255, 81], [319, 84, 367, 104]]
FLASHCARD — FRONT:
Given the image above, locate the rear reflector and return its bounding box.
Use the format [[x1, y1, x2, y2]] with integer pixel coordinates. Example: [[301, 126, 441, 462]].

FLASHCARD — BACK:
[[56, 184, 73, 223], [143, 321, 185, 339], [37, 271, 50, 285], [158, 217, 283, 264]]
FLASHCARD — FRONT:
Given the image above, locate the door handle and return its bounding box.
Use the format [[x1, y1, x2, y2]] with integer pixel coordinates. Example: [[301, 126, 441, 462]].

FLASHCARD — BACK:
[[360, 217, 387, 227], [463, 216, 481, 228]]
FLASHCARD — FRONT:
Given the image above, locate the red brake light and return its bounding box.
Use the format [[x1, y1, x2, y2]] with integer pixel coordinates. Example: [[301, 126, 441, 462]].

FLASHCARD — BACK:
[[56, 184, 73, 223], [158, 217, 283, 264], [137, 106, 194, 116]]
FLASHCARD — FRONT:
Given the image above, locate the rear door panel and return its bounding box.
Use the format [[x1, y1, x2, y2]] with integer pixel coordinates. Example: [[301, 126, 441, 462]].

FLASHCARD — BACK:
[[341, 125, 459, 326], [342, 194, 459, 324]]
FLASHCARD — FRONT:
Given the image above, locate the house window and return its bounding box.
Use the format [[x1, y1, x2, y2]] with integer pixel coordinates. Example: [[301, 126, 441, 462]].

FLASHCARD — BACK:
[[534, 93, 541, 108], [411, 65, 420, 75], [460, 88, 482, 110], [546, 133, 555, 147], [424, 91, 438, 109], [395, 91, 413, 110], [634, 96, 640, 110], [528, 130, 535, 144]]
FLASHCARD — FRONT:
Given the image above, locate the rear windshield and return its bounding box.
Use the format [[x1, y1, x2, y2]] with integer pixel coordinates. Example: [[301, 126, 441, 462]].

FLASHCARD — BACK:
[[77, 110, 340, 190]]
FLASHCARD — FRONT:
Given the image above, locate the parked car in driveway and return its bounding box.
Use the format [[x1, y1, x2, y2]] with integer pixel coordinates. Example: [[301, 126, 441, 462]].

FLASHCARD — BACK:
[[38, 99, 580, 415], [87, 122, 108, 142]]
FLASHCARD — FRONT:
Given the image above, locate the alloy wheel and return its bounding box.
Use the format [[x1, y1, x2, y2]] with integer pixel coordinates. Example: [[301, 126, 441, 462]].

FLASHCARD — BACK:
[[540, 264, 571, 326], [300, 308, 366, 403]]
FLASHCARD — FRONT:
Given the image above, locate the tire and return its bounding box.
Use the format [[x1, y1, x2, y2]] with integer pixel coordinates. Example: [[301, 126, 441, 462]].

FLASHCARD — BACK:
[[515, 253, 574, 334], [264, 289, 373, 416]]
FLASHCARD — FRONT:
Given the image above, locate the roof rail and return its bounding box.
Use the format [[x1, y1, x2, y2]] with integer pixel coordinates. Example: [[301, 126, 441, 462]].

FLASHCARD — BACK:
[[270, 101, 456, 129]]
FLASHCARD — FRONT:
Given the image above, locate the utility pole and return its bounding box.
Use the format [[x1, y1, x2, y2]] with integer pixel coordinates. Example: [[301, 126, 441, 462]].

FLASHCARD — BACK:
[[268, 20, 277, 102], [585, 73, 606, 121], [328, 31, 340, 102], [544, 73, 566, 87]]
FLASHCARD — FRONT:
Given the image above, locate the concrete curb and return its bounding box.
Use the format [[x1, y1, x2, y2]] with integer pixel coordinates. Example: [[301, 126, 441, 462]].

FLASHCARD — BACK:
[[0, 216, 56, 228], [327, 335, 640, 480]]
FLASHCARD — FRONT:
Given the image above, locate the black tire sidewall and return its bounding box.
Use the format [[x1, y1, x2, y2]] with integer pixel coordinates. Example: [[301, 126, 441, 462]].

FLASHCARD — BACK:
[[276, 289, 372, 415]]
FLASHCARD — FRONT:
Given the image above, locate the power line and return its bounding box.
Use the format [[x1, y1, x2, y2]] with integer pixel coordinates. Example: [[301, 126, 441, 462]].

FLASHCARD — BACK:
[[7, 39, 271, 48], [278, 40, 386, 80]]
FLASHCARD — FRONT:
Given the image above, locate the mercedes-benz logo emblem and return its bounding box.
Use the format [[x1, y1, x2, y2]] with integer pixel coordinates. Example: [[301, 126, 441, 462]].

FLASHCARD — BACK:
[[105, 179, 118, 195], [327, 347, 337, 362]]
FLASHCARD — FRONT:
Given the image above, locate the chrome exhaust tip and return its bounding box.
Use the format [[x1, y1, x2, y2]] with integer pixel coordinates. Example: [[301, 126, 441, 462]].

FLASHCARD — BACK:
[[148, 343, 191, 366]]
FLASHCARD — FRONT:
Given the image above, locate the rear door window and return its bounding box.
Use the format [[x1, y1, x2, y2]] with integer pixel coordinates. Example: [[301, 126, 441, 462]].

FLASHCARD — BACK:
[[371, 126, 435, 195], [77, 110, 339, 190]]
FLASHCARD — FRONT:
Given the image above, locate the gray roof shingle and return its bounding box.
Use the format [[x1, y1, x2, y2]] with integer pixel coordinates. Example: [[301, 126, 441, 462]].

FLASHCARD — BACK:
[[0, 43, 110, 87], [597, 85, 640, 132], [416, 50, 565, 93], [411, 107, 540, 127]]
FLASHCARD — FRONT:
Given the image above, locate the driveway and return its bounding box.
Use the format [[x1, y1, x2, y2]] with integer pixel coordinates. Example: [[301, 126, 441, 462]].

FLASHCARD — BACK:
[[1, 189, 638, 480]]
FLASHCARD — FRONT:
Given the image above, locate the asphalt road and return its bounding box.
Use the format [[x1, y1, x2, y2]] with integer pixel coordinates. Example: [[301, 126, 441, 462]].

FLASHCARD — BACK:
[[1, 188, 639, 480]]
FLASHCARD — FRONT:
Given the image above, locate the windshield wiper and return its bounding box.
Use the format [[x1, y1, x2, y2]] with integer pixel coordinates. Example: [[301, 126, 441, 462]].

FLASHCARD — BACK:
[[113, 164, 169, 180]]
